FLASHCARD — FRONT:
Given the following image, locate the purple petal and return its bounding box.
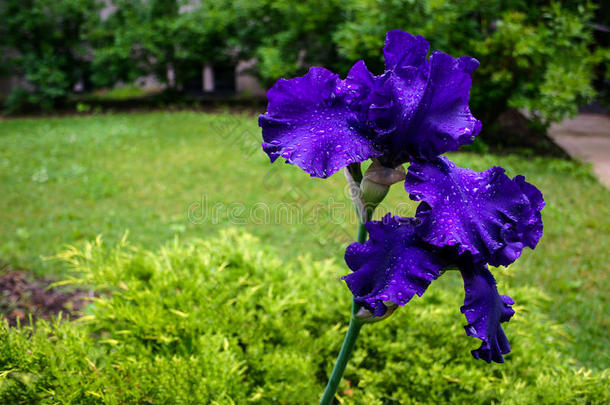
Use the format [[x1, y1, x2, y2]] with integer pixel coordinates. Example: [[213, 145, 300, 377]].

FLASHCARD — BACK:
[[343, 214, 448, 317], [405, 157, 545, 267], [342, 60, 378, 107], [514, 175, 545, 249], [414, 52, 481, 153], [381, 52, 481, 165], [373, 67, 428, 163], [343, 61, 396, 134], [459, 261, 515, 363], [259, 67, 380, 178], [383, 30, 430, 74]]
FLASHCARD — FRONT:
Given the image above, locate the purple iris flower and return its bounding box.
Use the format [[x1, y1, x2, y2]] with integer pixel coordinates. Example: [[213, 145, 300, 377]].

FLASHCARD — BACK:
[[344, 214, 517, 363], [257, 29, 545, 365], [259, 30, 481, 178]]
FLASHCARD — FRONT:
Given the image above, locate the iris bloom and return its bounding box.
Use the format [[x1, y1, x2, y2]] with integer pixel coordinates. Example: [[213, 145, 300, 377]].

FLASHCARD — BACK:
[[259, 30, 544, 364], [259, 30, 481, 178]]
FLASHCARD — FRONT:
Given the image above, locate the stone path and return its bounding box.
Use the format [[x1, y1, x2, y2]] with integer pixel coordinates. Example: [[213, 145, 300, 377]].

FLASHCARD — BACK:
[[548, 113, 610, 187]]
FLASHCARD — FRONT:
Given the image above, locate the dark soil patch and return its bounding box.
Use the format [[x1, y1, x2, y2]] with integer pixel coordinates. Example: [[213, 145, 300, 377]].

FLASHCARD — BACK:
[[0, 266, 91, 326], [482, 109, 572, 158]]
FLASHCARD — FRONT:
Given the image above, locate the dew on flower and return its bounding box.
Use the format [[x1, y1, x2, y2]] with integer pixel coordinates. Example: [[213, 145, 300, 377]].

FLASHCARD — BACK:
[[257, 29, 546, 402]]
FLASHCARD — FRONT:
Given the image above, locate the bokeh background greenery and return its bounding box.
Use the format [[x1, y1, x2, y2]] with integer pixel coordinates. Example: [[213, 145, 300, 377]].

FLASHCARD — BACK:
[[1, 0, 609, 130]]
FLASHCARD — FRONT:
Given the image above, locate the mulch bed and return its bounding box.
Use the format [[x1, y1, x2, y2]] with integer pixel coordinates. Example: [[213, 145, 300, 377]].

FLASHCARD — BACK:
[[0, 266, 91, 327]]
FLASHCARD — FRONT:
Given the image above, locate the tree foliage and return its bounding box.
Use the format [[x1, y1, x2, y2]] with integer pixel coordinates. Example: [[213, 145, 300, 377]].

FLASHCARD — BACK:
[[88, 0, 235, 90], [332, 0, 606, 126], [1, 0, 607, 127], [0, 0, 100, 111]]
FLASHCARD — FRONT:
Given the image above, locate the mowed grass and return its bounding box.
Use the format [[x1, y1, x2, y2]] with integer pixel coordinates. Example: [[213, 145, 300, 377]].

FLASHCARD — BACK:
[[0, 111, 608, 370]]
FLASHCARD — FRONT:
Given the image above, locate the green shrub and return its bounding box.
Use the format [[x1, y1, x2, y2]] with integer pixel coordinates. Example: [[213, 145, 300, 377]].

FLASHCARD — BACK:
[[0, 0, 100, 112], [333, 0, 607, 128], [3, 0, 606, 124], [0, 230, 608, 404], [88, 0, 235, 91]]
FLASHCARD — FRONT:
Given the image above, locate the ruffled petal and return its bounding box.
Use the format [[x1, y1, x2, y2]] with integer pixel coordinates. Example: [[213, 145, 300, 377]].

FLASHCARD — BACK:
[[342, 60, 378, 107], [259, 67, 380, 178], [514, 175, 545, 249], [373, 67, 428, 164], [343, 214, 448, 317], [413, 52, 481, 156], [343, 60, 395, 134], [405, 157, 545, 266], [381, 52, 481, 165], [459, 261, 515, 363], [383, 30, 430, 74]]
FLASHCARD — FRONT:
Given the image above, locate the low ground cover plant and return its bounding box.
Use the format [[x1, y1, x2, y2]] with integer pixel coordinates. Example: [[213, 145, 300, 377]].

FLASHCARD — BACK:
[[0, 230, 607, 404]]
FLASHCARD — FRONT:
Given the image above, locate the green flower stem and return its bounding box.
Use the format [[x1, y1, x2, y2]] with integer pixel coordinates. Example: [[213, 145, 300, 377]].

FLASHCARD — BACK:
[[320, 222, 368, 405], [356, 220, 368, 245], [319, 303, 363, 405]]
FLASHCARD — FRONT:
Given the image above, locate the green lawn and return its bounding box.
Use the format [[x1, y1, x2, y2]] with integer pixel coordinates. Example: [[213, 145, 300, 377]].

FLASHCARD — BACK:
[[0, 111, 608, 374]]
